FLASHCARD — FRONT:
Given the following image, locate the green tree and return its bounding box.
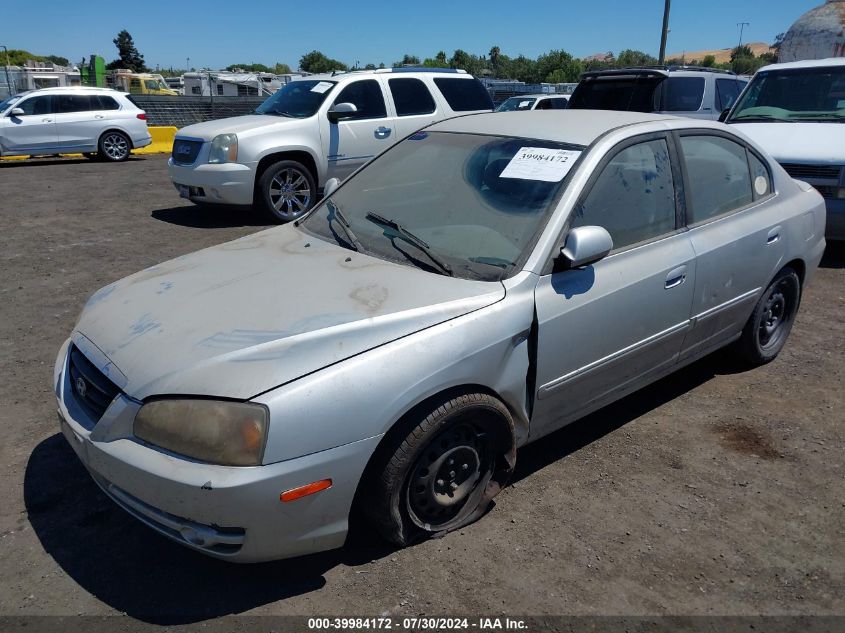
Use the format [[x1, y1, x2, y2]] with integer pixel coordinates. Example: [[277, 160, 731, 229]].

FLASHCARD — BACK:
[[535, 49, 582, 83], [423, 51, 448, 68], [393, 54, 420, 67], [701, 54, 717, 67], [1, 49, 69, 67], [225, 63, 272, 73], [299, 50, 347, 73], [364, 63, 377, 70], [615, 49, 657, 68], [274, 62, 293, 74], [106, 30, 147, 72], [489, 45, 501, 77]]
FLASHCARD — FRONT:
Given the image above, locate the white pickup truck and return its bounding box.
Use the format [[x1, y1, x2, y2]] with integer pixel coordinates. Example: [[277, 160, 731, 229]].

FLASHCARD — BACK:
[[168, 68, 493, 222], [725, 57, 845, 241]]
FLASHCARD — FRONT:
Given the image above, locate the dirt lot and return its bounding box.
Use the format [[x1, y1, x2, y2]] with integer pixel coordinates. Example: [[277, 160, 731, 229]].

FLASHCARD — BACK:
[[0, 155, 842, 624]]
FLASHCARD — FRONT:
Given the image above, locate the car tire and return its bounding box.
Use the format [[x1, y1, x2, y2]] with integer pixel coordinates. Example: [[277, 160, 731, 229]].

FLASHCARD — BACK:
[[736, 266, 801, 365], [256, 160, 315, 223], [363, 393, 514, 548], [97, 131, 131, 162]]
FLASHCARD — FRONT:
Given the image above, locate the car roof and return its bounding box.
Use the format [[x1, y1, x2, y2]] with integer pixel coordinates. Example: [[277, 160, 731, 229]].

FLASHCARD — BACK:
[[756, 57, 845, 73], [294, 68, 472, 82], [26, 86, 126, 94], [427, 110, 680, 146]]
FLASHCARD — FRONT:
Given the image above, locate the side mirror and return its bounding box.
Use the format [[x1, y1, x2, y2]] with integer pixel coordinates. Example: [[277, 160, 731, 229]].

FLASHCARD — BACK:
[[718, 108, 731, 123], [560, 225, 613, 269], [9, 107, 25, 117], [327, 102, 358, 123], [323, 177, 340, 197]]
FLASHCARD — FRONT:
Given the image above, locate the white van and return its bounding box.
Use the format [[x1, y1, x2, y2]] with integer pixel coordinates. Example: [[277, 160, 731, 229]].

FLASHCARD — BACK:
[[725, 58, 845, 240]]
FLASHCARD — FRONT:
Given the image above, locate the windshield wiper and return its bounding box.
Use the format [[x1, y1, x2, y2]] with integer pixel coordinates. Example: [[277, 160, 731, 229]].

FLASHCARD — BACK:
[[365, 211, 453, 276], [327, 200, 363, 252], [731, 114, 791, 122]]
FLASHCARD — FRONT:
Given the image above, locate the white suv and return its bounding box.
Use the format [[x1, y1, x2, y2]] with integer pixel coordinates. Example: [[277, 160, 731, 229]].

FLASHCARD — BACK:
[[168, 68, 494, 221], [0, 87, 151, 161]]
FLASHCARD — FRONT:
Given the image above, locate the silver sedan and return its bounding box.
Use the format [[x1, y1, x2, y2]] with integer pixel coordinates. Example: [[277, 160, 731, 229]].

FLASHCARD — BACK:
[[54, 110, 826, 562]]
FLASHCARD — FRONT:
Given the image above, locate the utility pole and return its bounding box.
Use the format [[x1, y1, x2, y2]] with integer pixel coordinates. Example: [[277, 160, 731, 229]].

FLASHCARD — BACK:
[[1, 45, 14, 97], [186, 57, 190, 72], [658, 0, 671, 65], [737, 22, 750, 51]]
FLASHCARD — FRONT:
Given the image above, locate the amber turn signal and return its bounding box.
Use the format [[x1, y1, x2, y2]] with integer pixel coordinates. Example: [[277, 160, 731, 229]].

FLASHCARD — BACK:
[[280, 479, 333, 502]]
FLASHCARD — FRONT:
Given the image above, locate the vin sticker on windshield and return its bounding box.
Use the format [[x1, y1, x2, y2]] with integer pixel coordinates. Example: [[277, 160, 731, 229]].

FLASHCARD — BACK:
[[500, 147, 582, 182], [311, 81, 333, 93]]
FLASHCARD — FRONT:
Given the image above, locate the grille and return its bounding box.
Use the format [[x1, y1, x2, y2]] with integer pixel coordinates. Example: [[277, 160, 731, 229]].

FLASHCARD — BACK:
[[171, 139, 203, 165], [780, 163, 842, 181], [68, 345, 120, 421], [814, 185, 838, 199]]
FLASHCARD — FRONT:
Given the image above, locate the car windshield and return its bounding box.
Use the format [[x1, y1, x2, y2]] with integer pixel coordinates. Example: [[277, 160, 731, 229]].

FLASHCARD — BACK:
[[299, 131, 585, 281], [729, 66, 845, 122], [496, 97, 537, 112], [254, 79, 337, 118], [0, 94, 22, 112], [569, 75, 664, 112]]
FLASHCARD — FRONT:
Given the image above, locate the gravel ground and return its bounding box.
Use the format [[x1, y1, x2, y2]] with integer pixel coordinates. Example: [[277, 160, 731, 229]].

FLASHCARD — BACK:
[[0, 155, 842, 625]]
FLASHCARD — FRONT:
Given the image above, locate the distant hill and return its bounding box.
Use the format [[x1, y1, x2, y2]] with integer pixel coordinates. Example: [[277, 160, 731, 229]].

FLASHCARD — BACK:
[[667, 41, 774, 63]]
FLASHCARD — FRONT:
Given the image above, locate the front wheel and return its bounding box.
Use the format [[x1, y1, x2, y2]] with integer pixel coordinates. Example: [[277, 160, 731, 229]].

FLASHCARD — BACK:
[[363, 393, 515, 547], [97, 131, 131, 162], [256, 160, 315, 223], [736, 266, 801, 365]]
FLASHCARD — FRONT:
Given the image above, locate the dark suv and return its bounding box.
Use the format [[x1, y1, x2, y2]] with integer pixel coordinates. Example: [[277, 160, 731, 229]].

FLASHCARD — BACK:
[[568, 67, 748, 120]]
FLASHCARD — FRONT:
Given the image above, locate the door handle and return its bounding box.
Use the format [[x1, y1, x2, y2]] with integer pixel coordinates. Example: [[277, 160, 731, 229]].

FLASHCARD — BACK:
[[94, 114, 105, 119], [766, 225, 781, 245], [665, 265, 687, 289], [374, 126, 391, 139], [42, 118, 53, 123]]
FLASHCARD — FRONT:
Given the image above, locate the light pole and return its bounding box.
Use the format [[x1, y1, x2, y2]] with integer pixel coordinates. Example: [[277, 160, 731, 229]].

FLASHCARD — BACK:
[[737, 22, 750, 51], [658, 0, 671, 65], [186, 57, 190, 72], [1, 45, 14, 96]]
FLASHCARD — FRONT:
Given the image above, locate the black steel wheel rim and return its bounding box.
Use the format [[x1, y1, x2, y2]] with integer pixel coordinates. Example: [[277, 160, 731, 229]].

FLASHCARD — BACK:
[[268, 167, 311, 220], [406, 423, 492, 529], [757, 278, 793, 350]]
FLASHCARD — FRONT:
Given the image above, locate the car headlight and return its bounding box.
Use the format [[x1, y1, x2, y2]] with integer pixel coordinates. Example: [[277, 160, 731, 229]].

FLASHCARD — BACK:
[[208, 133, 238, 164], [134, 399, 268, 466]]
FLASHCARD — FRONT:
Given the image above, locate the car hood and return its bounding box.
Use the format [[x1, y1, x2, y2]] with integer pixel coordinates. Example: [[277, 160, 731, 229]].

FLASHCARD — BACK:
[[176, 114, 307, 140], [74, 226, 504, 401], [730, 122, 844, 164]]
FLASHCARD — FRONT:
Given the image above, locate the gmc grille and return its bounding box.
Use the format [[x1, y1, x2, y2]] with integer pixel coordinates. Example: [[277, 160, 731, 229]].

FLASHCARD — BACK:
[[69, 345, 120, 421], [171, 139, 203, 165], [780, 163, 842, 181]]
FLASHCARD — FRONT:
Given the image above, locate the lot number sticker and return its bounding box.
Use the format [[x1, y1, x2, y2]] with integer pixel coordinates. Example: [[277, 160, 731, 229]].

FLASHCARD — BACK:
[[500, 147, 582, 182], [311, 81, 333, 93]]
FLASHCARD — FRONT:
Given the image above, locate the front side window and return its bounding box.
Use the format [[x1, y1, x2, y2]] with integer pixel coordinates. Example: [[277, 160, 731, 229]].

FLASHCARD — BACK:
[[571, 139, 677, 250], [496, 97, 536, 112], [388, 78, 436, 116], [729, 66, 845, 122], [255, 79, 337, 118], [15, 95, 53, 116], [332, 80, 386, 120], [680, 135, 753, 223], [433, 78, 494, 111], [300, 132, 584, 280], [659, 77, 705, 112]]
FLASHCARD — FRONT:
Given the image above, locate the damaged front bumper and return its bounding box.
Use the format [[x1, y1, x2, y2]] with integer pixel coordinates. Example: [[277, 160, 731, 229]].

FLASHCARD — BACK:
[[54, 337, 379, 562]]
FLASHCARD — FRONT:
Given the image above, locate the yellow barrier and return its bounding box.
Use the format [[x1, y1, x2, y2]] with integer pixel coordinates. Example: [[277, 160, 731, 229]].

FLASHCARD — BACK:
[[133, 126, 177, 155], [0, 126, 177, 161]]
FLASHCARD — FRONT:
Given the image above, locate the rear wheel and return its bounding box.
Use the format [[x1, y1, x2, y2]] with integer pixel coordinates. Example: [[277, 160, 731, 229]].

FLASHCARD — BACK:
[[736, 267, 801, 365], [97, 131, 131, 162], [256, 160, 315, 223], [363, 393, 514, 547]]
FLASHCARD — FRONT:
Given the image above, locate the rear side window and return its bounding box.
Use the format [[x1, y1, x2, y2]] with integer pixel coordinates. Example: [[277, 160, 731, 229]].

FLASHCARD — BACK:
[[57, 94, 100, 113], [333, 79, 387, 120], [95, 95, 120, 110], [716, 78, 742, 111], [572, 139, 677, 250], [660, 77, 705, 112], [680, 135, 753, 223], [748, 151, 772, 200], [433, 78, 493, 112], [388, 78, 436, 116], [16, 95, 53, 115]]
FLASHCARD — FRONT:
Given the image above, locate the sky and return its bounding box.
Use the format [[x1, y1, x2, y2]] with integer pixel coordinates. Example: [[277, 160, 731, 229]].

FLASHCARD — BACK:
[[1, 0, 823, 70]]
